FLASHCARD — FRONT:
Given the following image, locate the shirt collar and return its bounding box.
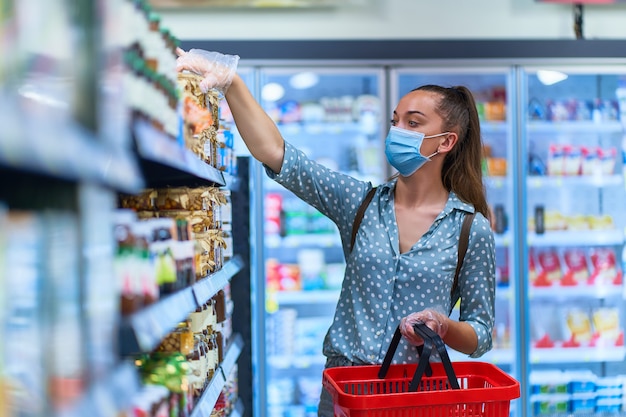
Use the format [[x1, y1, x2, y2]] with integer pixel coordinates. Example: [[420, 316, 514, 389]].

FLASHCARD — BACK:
[[380, 179, 475, 219]]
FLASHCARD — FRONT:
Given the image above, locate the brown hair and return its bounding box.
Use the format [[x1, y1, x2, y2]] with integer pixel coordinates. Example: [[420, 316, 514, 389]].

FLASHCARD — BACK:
[[412, 85, 489, 219]]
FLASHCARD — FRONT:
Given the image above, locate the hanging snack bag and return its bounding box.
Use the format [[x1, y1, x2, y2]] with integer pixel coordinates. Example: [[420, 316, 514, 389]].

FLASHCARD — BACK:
[[178, 73, 220, 165]]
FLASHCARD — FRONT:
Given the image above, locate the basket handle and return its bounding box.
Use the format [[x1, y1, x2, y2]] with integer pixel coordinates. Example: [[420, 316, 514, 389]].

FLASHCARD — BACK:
[[378, 323, 460, 391], [413, 323, 460, 390]]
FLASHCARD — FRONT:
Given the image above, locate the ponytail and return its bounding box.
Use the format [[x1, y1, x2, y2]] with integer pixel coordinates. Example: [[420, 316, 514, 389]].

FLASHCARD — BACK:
[[413, 85, 489, 220]]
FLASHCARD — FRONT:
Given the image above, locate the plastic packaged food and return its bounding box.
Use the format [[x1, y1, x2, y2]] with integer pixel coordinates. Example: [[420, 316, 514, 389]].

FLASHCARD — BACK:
[[150, 218, 179, 295], [156, 187, 208, 211], [119, 189, 157, 211], [156, 322, 194, 356], [561, 249, 589, 286], [114, 210, 144, 315], [530, 393, 570, 415]]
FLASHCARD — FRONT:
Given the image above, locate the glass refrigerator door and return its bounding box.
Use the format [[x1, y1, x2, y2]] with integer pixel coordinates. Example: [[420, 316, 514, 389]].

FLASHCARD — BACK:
[[390, 66, 520, 407], [255, 67, 386, 417], [521, 66, 626, 417]]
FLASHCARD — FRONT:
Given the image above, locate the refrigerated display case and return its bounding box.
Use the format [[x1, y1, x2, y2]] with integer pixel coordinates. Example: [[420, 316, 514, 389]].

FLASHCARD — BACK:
[[259, 67, 386, 417], [519, 66, 626, 417]]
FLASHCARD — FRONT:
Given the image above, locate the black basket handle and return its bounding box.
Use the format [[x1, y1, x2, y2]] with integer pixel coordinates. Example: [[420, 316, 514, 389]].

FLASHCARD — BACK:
[[378, 323, 460, 391]]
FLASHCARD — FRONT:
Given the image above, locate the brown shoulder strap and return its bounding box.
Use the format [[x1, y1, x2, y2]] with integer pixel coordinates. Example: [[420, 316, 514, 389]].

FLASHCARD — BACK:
[[451, 212, 475, 297], [350, 187, 377, 252]]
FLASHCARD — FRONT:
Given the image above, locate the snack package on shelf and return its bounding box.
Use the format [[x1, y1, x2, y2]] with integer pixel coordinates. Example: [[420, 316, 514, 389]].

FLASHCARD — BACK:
[[561, 248, 590, 286], [530, 304, 561, 348], [533, 249, 563, 287], [156, 187, 209, 212], [132, 293, 228, 414], [178, 73, 221, 166], [561, 307, 594, 347], [118, 185, 231, 291], [119, 189, 157, 212], [120, 0, 180, 142], [589, 248, 623, 285], [591, 307, 623, 347]]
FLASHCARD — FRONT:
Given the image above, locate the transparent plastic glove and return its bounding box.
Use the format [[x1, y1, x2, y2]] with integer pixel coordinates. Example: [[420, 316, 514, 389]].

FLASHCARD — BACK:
[[176, 48, 240, 94], [400, 307, 449, 346]]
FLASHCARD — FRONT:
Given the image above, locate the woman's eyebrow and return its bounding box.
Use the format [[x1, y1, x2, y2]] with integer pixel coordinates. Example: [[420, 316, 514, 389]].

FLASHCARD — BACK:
[[393, 110, 427, 118]]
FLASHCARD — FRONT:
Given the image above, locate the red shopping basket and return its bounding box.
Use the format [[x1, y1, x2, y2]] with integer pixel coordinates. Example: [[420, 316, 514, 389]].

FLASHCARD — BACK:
[[323, 324, 520, 417]]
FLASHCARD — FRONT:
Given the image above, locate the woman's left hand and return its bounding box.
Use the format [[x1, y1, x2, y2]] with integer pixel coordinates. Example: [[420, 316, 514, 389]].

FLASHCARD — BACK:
[[400, 307, 449, 346]]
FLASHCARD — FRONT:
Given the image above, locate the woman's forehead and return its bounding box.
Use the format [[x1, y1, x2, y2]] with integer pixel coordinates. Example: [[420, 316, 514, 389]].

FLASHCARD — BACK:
[[395, 90, 441, 116]]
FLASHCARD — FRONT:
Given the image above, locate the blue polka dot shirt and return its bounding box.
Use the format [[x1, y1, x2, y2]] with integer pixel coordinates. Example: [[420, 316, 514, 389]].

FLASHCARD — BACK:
[[266, 141, 496, 364]]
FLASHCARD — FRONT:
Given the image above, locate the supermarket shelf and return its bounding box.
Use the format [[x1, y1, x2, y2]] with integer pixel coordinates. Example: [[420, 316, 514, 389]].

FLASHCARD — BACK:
[[484, 175, 510, 189], [270, 348, 515, 370], [121, 286, 197, 354], [481, 121, 508, 133], [529, 284, 625, 300], [0, 120, 143, 193], [191, 334, 244, 417], [265, 232, 342, 248], [527, 174, 623, 188], [530, 346, 626, 363], [268, 354, 327, 369], [223, 170, 242, 192], [528, 230, 624, 247], [273, 289, 341, 305], [60, 362, 141, 417], [133, 118, 226, 188], [119, 256, 243, 355], [448, 348, 515, 365], [528, 120, 623, 133], [193, 255, 244, 306]]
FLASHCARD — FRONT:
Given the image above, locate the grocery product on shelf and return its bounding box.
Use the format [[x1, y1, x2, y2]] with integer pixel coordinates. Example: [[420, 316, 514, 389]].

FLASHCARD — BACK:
[[1, 2, 246, 416], [530, 369, 626, 415]]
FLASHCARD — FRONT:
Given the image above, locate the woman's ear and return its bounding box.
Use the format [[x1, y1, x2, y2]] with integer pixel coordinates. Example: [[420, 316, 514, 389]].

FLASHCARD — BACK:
[[438, 132, 458, 153]]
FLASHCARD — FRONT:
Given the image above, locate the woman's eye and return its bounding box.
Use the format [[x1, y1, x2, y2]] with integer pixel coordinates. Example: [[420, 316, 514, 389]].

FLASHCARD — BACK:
[[389, 119, 397, 126], [408, 120, 419, 127]]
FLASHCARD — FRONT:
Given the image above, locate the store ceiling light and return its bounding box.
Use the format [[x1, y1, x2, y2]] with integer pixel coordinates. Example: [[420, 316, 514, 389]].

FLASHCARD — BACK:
[[289, 72, 319, 89], [262, 82, 285, 102], [537, 70, 568, 86]]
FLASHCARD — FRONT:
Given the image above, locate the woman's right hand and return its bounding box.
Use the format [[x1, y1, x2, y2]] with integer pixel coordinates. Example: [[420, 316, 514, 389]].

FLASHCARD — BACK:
[[400, 308, 449, 346], [176, 48, 240, 94]]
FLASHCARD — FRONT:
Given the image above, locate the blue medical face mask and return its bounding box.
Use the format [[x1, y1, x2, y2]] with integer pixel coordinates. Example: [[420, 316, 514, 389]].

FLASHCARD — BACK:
[[385, 126, 449, 177]]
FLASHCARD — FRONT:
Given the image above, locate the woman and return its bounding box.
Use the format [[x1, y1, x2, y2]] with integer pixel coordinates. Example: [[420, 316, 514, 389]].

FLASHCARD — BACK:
[[176, 49, 496, 417]]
